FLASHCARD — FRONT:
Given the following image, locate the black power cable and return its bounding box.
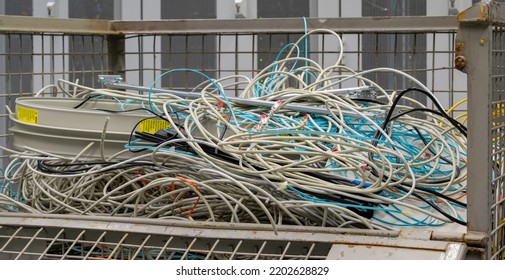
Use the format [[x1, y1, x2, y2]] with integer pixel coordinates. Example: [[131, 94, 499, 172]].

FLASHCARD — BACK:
[[133, 130, 380, 218], [365, 88, 468, 225]]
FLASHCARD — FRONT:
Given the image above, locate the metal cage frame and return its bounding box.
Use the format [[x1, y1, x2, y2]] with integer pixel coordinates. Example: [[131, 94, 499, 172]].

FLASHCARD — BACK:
[[456, 1, 505, 260], [0, 2, 503, 259]]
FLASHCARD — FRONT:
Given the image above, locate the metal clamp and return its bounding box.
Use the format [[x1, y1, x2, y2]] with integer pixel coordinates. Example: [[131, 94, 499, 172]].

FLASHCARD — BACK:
[[98, 75, 123, 86]]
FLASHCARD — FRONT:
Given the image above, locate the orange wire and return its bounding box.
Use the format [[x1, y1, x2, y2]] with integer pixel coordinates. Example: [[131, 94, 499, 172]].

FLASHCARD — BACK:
[[454, 192, 467, 200], [435, 192, 467, 204], [170, 181, 188, 213], [175, 176, 201, 218], [170, 181, 177, 199], [136, 169, 150, 188]]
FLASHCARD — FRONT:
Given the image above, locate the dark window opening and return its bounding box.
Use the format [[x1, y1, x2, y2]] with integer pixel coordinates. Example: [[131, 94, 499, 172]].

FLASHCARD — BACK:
[[161, 0, 217, 91], [362, 0, 427, 109], [257, 0, 310, 71], [68, 0, 114, 87]]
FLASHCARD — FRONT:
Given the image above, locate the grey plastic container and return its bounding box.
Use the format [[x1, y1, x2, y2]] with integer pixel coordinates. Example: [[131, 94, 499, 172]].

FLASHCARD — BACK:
[[15, 97, 156, 133]]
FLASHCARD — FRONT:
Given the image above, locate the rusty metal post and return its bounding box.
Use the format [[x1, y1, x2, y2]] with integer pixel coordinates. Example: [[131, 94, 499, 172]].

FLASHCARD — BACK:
[[456, 21, 493, 259], [456, 1, 505, 259], [107, 34, 126, 77]]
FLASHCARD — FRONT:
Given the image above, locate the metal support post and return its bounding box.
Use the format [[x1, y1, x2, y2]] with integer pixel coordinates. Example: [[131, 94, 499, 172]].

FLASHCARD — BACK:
[[106, 34, 126, 76], [456, 2, 504, 259]]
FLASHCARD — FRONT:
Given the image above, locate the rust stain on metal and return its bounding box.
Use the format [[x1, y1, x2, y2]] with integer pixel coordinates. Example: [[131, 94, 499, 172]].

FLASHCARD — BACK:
[[464, 232, 488, 247], [455, 42, 464, 54], [457, 12, 466, 22], [454, 42, 465, 72], [480, 5, 489, 21], [431, 231, 464, 242], [455, 55, 466, 71]]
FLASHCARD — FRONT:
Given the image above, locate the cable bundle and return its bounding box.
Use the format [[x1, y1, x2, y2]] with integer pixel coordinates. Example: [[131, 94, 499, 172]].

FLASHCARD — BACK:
[[1, 28, 468, 230]]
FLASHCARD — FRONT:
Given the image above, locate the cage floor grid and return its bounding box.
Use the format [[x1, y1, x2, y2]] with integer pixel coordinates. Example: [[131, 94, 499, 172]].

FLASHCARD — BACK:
[[0, 213, 467, 260]]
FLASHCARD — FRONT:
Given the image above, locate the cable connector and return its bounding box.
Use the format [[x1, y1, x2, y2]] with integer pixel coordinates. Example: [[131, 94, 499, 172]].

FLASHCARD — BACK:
[[253, 114, 270, 132], [360, 163, 371, 171], [260, 114, 268, 125], [273, 100, 283, 110], [299, 114, 310, 128], [216, 101, 225, 127], [360, 162, 372, 177], [268, 100, 283, 117], [97, 75, 123, 86], [216, 101, 225, 117], [326, 86, 377, 100]]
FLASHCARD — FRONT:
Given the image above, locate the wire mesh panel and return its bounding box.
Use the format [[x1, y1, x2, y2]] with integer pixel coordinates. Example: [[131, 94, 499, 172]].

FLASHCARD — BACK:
[[456, 1, 505, 260], [0, 214, 467, 260], [0, 31, 112, 169], [0, 215, 335, 260], [0, 227, 332, 260], [121, 30, 463, 111], [0, 15, 476, 259], [491, 26, 505, 260], [0, 16, 463, 169]]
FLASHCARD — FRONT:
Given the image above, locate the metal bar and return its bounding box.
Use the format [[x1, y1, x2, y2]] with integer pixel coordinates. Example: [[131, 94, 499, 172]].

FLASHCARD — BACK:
[[254, 240, 267, 260], [132, 234, 151, 259], [104, 81, 375, 117], [60, 229, 86, 260], [304, 243, 316, 260], [456, 15, 493, 259], [107, 233, 129, 260], [229, 240, 243, 260], [107, 34, 126, 76], [0, 15, 114, 35], [205, 239, 220, 260], [458, 2, 505, 26], [0, 15, 458, 36], [491, 245, 505, 259], [84, 231, 108, 260], [14, 227, 44, 260], [38, 228, 65, 260], [279, 241, 291, 260], [154, 236, 174, 260], [167, 250, 178, 260], [0, 226, 23, 253], [181, 237, 197, 260], [0, 213, 399, 240], [112, 16, 458, 34]]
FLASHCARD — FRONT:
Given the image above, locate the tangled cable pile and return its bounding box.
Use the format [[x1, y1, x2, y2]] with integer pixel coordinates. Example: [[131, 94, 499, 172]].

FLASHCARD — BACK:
[[0, 29, 467, 231]]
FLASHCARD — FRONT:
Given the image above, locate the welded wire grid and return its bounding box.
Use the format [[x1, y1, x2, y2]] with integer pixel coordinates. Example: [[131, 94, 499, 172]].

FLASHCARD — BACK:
[[0, 224, 331, 260], [122, 31, 464, 115], [491, 26, 505, 260], [0, 33, 110, 97], [0, 27, 464, 171], [0, 19, 468, 259], [0, 33, 111, 167]]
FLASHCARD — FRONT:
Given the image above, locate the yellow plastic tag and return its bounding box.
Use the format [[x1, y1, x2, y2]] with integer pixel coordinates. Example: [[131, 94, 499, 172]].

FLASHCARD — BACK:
[[139, 119, 171, 134], [17, 106, 38, 124]]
